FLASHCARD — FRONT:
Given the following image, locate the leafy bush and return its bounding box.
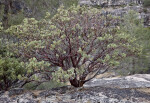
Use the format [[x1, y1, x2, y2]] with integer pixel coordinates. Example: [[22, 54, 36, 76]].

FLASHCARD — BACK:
[[6, 5, 141, 87], [0, 57, 25, 90], [36, 81, 65, 90], [0, 39, 26, 90]]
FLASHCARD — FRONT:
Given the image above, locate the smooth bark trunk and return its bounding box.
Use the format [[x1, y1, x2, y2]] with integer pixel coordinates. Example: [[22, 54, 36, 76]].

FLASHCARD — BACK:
[[69, 78, 86, 87]]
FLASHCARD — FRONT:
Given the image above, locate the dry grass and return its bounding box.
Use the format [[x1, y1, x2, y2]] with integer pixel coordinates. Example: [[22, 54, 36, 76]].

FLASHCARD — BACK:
[[137, 88, 150, 94], [30, 90, 44, 97]]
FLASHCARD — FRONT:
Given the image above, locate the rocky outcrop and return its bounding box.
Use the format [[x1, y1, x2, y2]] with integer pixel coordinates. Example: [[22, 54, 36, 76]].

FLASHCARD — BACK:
[[8, 88, 24, 97], [79, 0, 143, 6], [0, 87, 150, 103], [0, 74, 150, 103], [85, 74, 150, 88], [79, 0, 150, 26]]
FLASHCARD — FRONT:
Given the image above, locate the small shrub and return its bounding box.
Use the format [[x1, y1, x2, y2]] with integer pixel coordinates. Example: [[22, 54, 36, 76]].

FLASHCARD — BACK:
[[36, 81, 66, 90], [0, 57, 25, 90], [23, 81, 66, 90], [0, 42, 25, 90]]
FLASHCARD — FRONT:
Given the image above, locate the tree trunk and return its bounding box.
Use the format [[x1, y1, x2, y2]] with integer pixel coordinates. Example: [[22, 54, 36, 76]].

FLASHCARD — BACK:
[[69, 78, 86, 87], [2, 0, 12, 29], [69, 75, 87, 87]]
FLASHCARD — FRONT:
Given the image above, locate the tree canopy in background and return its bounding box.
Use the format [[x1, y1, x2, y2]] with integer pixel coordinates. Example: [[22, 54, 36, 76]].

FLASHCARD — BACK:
[[0, 0, 78, 28], [143, 0, 150, 7], [118, 10, 150, 74]]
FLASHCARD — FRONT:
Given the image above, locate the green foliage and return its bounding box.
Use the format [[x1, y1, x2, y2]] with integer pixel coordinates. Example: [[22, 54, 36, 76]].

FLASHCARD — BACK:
[[120, 10, 142, 36], [23, 82, 38, 90], [7, 11, 25, 26], [0, 56, 25, 90], [23, 80, 65, 90], [37, 81, 65, 90], [0, 3, 25, 28], [24, 0, 78, 19], [129, 3, 136, 6], [0, 57, 25, 81], [61, 0, 78, 7], [52, 67, 85, 82], [0, 0, 78, 29], [26, 57, 50, 73], [119, 10, 150, 75], [6, 5, 141, 87], [24, 0, 59, 19], [143, 0, 150, 7], [92, 5, 102, 9], [16, 57, 51, 84], [0, 39, 26, 90]]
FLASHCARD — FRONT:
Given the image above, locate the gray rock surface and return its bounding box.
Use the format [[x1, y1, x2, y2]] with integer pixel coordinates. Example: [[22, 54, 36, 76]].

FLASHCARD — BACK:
[[79, 0, 143, 6], [0, 74, 150, 103], [79, 0, 150, 26], [9, 88, 24, 97], [85, 74, 150, 88], [0, 86, 150, 103]]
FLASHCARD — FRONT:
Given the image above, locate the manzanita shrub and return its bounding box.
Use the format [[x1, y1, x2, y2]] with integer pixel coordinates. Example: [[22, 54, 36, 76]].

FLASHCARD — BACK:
[[6, 5, 142, 87]]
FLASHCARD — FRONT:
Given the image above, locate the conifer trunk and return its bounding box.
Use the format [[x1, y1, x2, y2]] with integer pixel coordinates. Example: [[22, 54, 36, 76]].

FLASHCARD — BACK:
[[2, 0, 12, 28]]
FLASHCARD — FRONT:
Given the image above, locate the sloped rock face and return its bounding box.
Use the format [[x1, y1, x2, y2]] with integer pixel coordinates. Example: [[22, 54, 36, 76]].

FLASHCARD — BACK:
[[79, 0, 150, 26], [0, 0, 31, 16], [85, 74, 150, 88], [1, 88, 150, 103], [0, 87, 150, 103], [80, 0, 143, 6], [0, 74, 150, 103]]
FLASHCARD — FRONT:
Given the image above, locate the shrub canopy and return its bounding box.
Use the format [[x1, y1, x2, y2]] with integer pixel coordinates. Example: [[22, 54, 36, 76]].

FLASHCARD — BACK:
[[6, 5, 142, 87]]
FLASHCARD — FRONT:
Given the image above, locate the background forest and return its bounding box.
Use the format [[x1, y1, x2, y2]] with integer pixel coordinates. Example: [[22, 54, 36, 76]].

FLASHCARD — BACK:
[[0, 0, 150, 91]]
